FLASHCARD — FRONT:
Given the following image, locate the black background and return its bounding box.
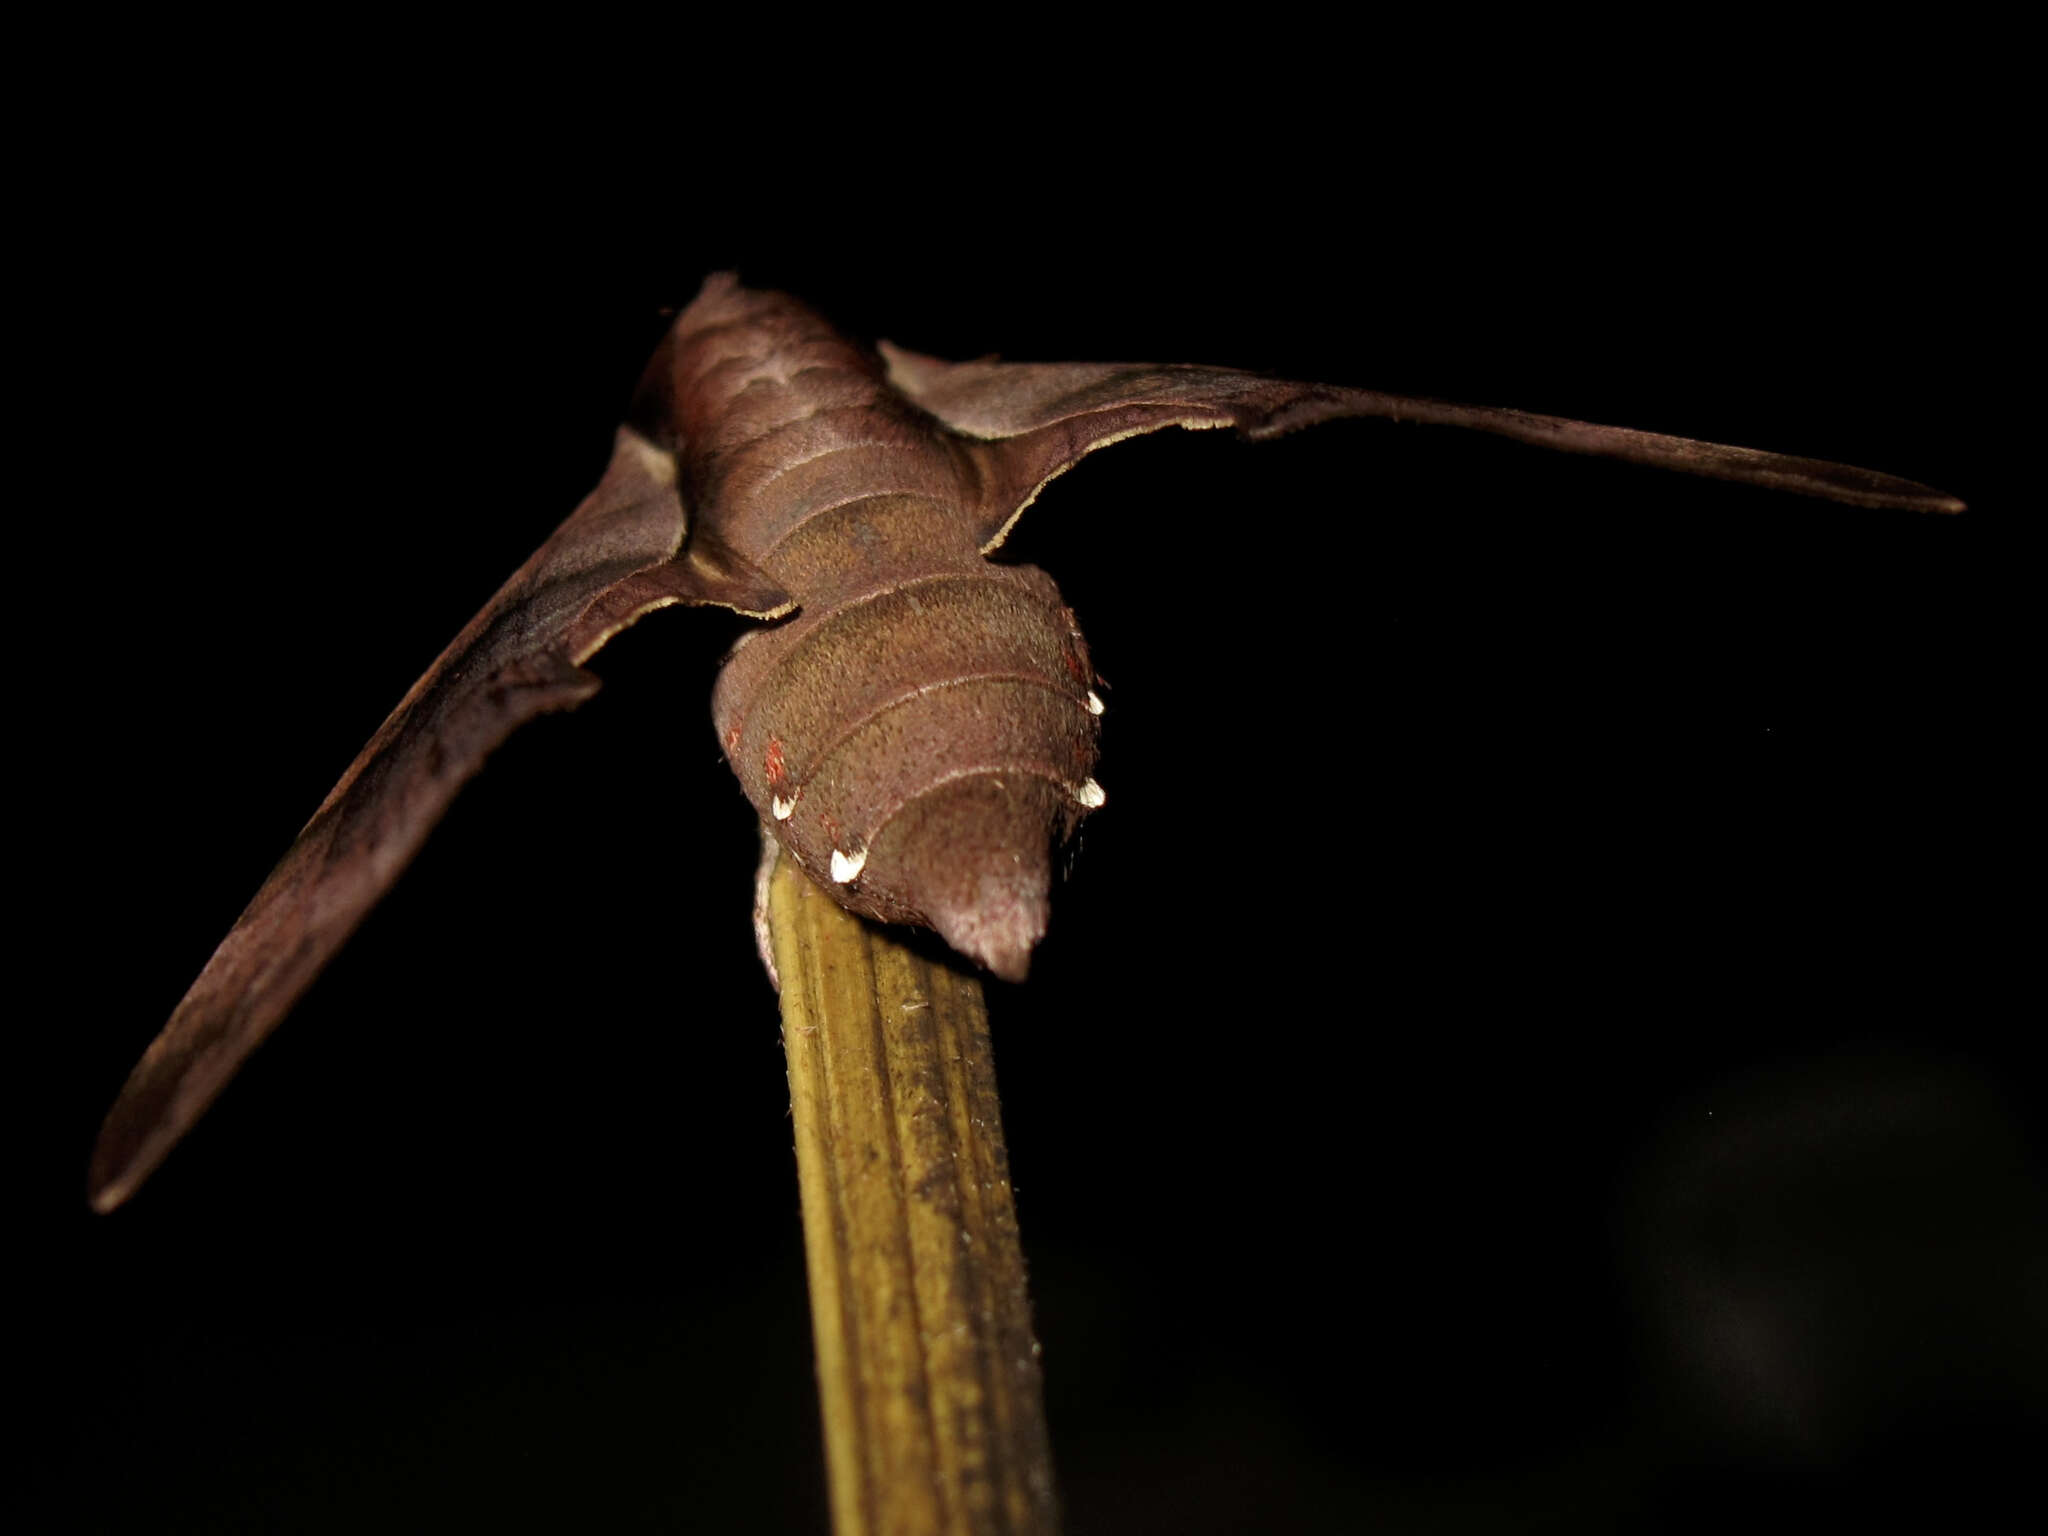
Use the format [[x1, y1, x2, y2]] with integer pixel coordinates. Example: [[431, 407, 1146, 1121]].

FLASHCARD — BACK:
[[18, 45, 2033, 1535]]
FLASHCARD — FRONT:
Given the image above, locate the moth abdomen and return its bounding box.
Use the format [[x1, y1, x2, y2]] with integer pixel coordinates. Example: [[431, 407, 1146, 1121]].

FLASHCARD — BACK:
[[712, 527, 1102, 979]]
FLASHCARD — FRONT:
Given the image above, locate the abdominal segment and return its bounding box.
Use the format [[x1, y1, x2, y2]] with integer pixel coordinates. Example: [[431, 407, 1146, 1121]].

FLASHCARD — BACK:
[[712, 553, 1101, 977]]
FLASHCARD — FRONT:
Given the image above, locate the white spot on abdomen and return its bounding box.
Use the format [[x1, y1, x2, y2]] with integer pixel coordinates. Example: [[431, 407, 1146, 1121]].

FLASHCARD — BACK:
[[830, 846, 868, 883], [1085, 690, 1105, 716], [1073, 778, 1106, 809], [772, 794, 796, 821]]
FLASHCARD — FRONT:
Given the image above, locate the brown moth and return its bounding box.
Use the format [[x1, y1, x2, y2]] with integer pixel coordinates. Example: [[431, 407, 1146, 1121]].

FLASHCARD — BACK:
[[87, 272, 1962, 1214]]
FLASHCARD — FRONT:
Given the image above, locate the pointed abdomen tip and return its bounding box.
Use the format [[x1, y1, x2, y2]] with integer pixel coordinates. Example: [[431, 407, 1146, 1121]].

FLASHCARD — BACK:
[[862, 772, 1068, 982], [931, 889, 1046, 984]]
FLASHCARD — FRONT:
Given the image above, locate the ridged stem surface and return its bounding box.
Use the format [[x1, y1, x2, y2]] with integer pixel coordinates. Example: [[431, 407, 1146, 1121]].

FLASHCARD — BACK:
[[770, 852, 1058, 1536]]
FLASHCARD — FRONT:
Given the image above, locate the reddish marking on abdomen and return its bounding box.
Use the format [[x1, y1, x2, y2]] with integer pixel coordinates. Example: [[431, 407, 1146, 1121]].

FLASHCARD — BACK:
[[724, 723, 741, 755], [764, 736, 788, 789]]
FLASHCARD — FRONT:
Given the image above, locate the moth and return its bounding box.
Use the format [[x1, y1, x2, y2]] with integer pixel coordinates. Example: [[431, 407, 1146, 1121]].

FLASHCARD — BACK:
[[88, 272, 1962, 1213]]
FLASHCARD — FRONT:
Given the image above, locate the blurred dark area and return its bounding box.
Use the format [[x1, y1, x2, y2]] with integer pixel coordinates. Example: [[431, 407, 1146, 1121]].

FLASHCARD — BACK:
[[17, 55, 2030, 1534]]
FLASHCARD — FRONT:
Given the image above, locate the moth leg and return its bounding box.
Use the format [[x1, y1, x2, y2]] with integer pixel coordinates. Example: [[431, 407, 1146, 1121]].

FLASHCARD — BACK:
[[754, 823, 783, 995]]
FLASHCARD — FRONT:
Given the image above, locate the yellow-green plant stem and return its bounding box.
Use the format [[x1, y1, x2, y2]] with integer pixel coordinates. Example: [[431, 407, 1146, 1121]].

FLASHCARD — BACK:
[[769, 851, 1058, 1536]]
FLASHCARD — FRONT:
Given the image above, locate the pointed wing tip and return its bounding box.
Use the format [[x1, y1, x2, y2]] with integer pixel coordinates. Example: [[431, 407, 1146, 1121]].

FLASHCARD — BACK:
[[1868, 482, 1965, 515], [87, 1065, 190, 1215], [87, 1099, 165, 1213], [1858, 466, 1965, 515], [86, 1146, 142, 1214]]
